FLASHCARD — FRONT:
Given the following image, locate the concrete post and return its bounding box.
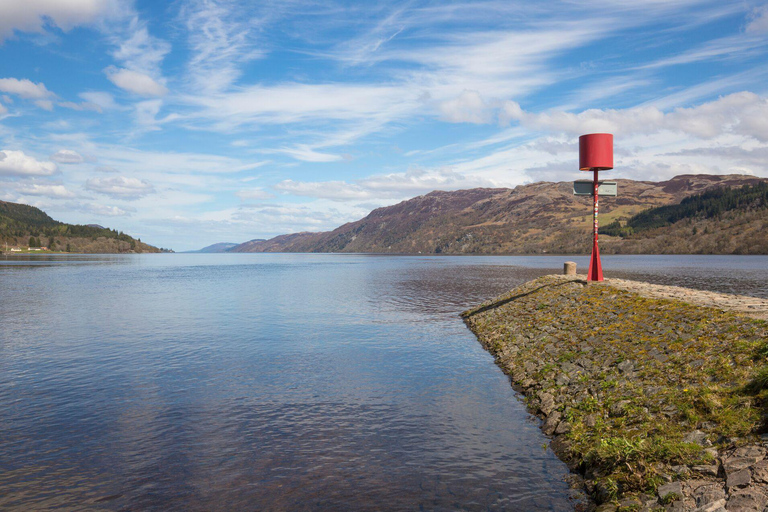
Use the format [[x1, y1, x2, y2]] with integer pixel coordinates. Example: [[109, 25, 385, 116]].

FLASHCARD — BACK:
[[564, 261, 577, 276]]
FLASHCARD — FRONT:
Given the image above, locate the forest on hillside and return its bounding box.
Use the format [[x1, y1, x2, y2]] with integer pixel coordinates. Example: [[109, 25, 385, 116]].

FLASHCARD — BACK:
[[600, 182, 768, 237], [0, 200, 160, 253]]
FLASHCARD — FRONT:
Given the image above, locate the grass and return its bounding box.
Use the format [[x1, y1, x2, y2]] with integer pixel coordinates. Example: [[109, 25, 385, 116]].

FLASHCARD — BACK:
[[462, 276, 768, 504]]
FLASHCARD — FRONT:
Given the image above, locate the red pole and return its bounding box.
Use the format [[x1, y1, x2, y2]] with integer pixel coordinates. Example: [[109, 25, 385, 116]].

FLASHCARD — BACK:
[[587, 168, 603, 281]]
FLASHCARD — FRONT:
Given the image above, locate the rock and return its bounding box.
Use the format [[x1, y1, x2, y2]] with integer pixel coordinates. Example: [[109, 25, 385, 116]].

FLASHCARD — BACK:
[[685, 430, 713, 447], [610, 400, 631, 417], [725, 488, 768, 511], [693, 484, 726, 510], [584, 413, 598, 428], [751, 460, 768, 483], [617, 360, 635, 374], [692, 465, 719, 477], [662, 405, 679, 417], [594, 504, 616, 512], [671, 465, 690, 476], [705, 448, 719, 459], [734, 446, 766, 459], [618, 497, 642, 509], [538, 392, 556, 416], [726, 468, 751, 490], [694, 499, 726, 512], [594, 480, 617, 504], [640, 497, 660, 511], [542, 412, 562, 435], [723, 446, 766, 473], [555, 373, 570, 386], [665, 500, 686, 511], [658, 481, 683, 501], [554, 421, 571, 435]]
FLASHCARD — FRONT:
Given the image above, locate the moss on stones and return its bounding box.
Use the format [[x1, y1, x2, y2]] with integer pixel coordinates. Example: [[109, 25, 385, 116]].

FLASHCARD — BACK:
[[462, 275, 768, 507]]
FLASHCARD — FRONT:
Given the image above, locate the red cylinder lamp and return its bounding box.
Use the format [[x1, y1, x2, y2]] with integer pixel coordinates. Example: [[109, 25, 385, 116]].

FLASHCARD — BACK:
[[579, 133, 613, 171]]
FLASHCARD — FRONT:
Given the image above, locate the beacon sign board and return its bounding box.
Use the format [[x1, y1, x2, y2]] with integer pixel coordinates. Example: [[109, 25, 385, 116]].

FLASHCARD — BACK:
[[573, 180, 618, 197]]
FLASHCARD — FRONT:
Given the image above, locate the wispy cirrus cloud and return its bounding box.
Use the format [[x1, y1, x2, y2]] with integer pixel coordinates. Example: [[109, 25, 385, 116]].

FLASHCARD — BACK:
[[179, 0, 267, 94], [50, 149, 84, 164]]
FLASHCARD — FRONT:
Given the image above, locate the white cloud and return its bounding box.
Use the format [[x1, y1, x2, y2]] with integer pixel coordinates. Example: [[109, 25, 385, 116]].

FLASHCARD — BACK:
[[0, 78, 53, 99], [184, 82, 419, 130], [85, 175, 155, 199], [0, 0, 121, 42], [58, 100, 102, 112], [0, 150, 58, 176], [79, 91, 118, 110], [501, 91, 768, 141], [80, 203, 134, 217], [180, 0, 264, 94], [16, 183, 76, 198], [111, 25, 170, 76], [105, 67, 168, 96], [275, 167, 496, 202], [50, 149, 84, 164], [0, 103, 6, 116], [275, 180, 370, 201], [273, 145, 345, 163], [232, 203, 351, 231], [638, 34, 768, 70], [92, 144, 266, 175], [747, 5, 768, 33], [438, 90, 492, 124], [34, 99, 54, 111], [235, 188, 275, 201]]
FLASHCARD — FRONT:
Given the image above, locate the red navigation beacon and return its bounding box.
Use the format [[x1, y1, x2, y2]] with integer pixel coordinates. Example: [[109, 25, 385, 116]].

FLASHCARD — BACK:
[[580, 133, 613, 171], [579, 133, 613, 282]]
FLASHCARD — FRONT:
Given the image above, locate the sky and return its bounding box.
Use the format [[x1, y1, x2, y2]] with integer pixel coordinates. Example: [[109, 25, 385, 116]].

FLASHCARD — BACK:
[[1, 0, 768, 251]]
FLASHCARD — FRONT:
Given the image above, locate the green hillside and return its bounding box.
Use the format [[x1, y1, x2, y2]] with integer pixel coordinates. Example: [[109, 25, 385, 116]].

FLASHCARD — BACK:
[[0, 200, 160, 254], [600, 182, 768, 237]]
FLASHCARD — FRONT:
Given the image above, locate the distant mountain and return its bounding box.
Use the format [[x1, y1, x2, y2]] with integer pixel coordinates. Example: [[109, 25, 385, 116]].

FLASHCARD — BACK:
[[86, 224, 105, 229], [230, 174, 768, 255], [0, 200, 160, 253], [191, 242, 239, 253]]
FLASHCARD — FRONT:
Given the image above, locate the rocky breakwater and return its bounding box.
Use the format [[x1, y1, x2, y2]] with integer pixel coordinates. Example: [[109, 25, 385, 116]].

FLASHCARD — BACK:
[[461, 275, 768, 512]]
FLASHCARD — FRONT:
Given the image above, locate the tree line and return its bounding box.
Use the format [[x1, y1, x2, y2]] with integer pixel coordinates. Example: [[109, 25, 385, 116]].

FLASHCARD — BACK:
[[600, 182, 768, 237]]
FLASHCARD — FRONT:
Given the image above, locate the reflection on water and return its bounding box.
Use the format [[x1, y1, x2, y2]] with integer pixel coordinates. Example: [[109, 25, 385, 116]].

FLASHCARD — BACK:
[[1, 253, 766, 510]]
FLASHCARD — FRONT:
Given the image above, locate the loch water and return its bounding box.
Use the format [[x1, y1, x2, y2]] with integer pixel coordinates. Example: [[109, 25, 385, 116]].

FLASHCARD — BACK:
[[1, 254, 766, 511]]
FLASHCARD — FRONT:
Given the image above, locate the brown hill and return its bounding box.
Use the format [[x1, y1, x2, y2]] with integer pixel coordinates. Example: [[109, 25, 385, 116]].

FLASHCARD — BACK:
[[231, 174, 768, 255]]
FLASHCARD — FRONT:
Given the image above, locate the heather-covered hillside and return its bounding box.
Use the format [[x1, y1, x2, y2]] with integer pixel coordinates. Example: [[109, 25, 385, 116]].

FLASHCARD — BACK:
[[231, 174, 768, 255]]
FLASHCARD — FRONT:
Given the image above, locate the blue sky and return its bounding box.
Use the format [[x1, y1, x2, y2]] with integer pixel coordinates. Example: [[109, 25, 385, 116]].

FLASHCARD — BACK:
[[1, 0, 768, 251]]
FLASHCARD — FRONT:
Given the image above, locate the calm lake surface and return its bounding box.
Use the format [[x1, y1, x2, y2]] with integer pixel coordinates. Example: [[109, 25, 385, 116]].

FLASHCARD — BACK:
[[1, 254, 767, 511]]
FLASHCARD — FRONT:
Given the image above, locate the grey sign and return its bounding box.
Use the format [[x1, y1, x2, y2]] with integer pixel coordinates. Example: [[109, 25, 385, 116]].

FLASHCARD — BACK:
[[573, 180, 618, 197]]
